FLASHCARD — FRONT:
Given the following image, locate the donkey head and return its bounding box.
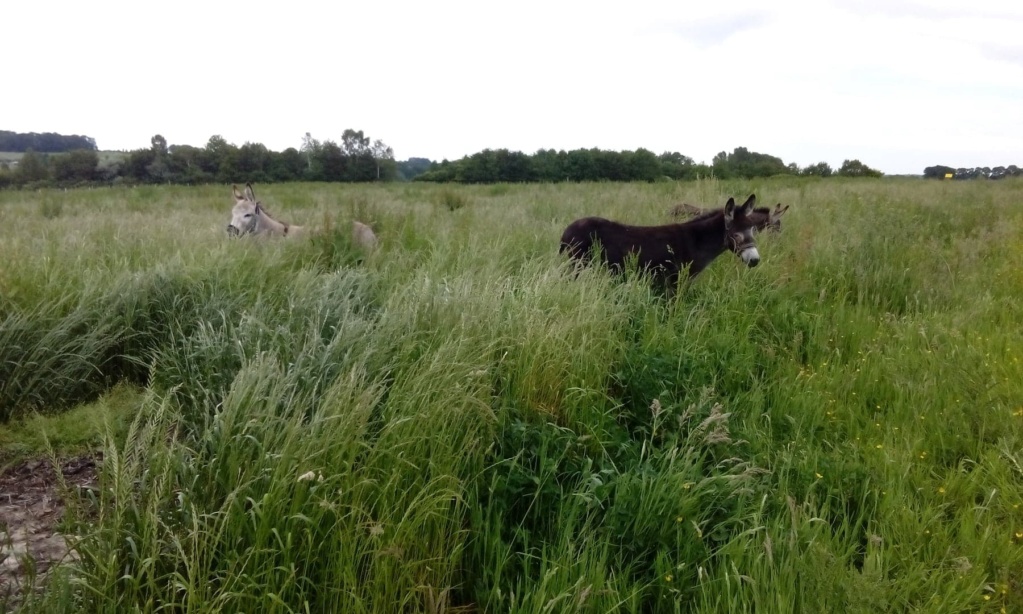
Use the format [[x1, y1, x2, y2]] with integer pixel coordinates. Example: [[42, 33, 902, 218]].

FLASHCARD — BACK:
[[227, 184, 263, 236], [723, 194, 760, 267], [768, 203, 790, 232], [746, 202, 789, 234]]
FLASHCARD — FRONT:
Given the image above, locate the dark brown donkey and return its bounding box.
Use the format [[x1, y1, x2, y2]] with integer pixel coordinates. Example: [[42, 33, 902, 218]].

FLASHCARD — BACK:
[[560, 195, 763, 294]]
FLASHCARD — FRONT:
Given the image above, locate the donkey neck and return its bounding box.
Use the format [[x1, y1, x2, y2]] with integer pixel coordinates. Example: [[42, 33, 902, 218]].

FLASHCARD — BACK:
[[257, 212, 290, 236], [681, 211, 729, 277]]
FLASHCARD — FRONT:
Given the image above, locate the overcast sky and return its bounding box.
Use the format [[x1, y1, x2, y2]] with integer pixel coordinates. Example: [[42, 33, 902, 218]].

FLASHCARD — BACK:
[[7, 0, 1022, 174]]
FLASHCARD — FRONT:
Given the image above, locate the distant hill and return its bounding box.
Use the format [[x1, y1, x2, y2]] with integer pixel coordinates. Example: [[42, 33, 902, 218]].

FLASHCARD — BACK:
[[0, 130, 98, 153]]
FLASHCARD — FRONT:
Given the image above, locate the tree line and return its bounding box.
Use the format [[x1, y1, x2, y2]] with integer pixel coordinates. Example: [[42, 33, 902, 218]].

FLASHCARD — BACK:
[[413, 146, 882, 183], [1, 129, 901, 189], [923, 165, 1021, 180], [0, 130, 97, 153], [0, 130, 403, 189]]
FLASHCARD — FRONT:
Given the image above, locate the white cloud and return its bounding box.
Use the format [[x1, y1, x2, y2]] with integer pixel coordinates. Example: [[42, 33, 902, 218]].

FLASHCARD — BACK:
[[5, 0, 1022, 174]]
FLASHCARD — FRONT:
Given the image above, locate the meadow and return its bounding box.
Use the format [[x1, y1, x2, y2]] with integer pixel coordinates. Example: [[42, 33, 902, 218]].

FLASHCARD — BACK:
[[1, 177, 1021, 612]]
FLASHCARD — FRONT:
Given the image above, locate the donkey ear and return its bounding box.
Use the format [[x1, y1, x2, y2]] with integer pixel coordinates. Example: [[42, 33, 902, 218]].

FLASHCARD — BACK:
[[773, 203, 790, 219], [233, 184, 244, 200], [245, 184, 256, 202], [724, 197, 736, 221], [740, 194, 756, 213]]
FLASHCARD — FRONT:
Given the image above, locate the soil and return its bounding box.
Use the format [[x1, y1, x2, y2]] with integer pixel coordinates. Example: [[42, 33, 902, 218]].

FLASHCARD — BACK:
[[0, 454, 99, 607]]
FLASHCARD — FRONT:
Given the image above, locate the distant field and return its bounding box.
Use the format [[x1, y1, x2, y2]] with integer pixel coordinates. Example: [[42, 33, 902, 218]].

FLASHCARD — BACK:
[[0, 150, 126, 166], [1, 178, 1022, 612]]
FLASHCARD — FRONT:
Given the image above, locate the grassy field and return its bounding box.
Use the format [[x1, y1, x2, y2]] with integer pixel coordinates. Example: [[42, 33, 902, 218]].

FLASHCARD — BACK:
[[1, 178, 1022, 612]]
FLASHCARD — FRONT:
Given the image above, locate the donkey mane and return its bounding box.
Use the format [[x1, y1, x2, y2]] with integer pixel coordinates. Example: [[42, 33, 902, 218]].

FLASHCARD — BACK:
[[254, 203, 280, 221], [674, 202, 788, 234], [688, 205, 772, 222]]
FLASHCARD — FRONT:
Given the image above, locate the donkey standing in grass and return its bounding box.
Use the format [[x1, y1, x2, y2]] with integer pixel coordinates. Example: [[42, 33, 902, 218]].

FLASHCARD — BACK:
[[226, 183, 303, 237], [561, 194, 764, 294], [669, 201, 790, 233]]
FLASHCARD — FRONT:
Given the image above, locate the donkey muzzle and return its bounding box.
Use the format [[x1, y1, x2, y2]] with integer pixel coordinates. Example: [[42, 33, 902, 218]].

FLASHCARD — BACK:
[[739, 246, 760, 267], [226, 224, 240, 236]]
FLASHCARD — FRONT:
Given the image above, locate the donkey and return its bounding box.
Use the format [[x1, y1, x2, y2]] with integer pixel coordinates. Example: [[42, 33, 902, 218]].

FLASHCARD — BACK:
[[760, 203, 790, 232], [226, 183, 303, 237], [669, 201, 789, 233], [561, 194, 762, 293], [352, 220, 379, 251]]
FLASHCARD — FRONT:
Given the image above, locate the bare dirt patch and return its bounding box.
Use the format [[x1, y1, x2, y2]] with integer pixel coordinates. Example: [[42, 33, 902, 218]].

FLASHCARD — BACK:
[[0, 455, 99, 606]]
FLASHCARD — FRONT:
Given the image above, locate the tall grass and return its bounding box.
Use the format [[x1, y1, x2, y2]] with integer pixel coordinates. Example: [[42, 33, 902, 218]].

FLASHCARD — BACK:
[[2, 178, 1022, 612]]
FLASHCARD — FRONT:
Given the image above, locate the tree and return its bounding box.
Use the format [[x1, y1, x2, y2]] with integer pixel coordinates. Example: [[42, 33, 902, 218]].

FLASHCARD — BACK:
[[530, 149, 564, 182], [659, 151, 695, 180], [336, 129, 376, 181], [594, 150, 627, 181], [301, 132, 320, 174], [268, 148, 305, 182], [627, 148, 661, 182], [122, 148, 156, 181], [203, 135, 241, 183], [51, 149, 99, 183], [15, 149, 49, 184], [802, 162, 833, 177], [151, 134, 168, 157], [340, 129, 370, 157], [397, 157, 434, 181], [167, 145, 211, 184], [711, 151, 732, 178], [459, 149, 501, 183], [0, 131, 97, 152], [370, 139, 396, 181], [413, 159, 457, 182], [564, 149, 599, 181], [837, 159, 883, 178], [236, 142, 271, 183], [146, 134, 170, 182], [312, 140, 345, 181], [722, 147, 788, 178]]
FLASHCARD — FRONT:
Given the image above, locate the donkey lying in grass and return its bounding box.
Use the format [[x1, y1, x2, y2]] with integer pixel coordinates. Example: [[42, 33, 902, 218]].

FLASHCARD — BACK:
[[226, 183, 303, 237], [352, 220, 379, 251], [561, 195, 763, 293], [669, 201, 790, 233], [227, 184, 379, 250]]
